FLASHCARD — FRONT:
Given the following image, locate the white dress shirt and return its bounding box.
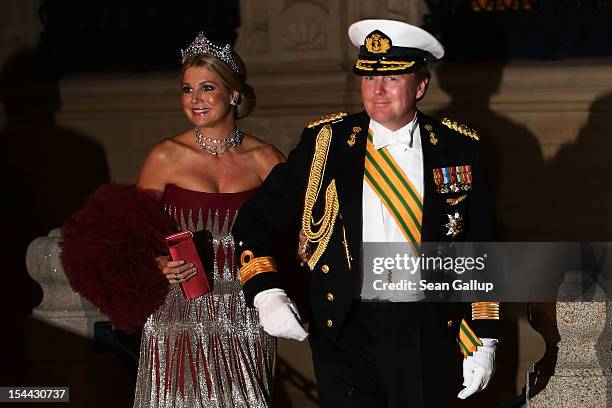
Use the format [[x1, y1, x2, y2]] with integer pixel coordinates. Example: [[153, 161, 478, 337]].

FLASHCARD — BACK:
[[360, 114, 425, 301]]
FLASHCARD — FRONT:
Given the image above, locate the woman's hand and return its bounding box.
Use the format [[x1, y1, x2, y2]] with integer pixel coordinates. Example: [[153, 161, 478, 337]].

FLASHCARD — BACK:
[[155, 255, 198, 284]]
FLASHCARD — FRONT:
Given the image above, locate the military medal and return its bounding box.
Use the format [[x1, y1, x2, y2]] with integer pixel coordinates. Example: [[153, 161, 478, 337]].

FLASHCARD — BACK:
[[433, 165, 472, 194], [445, 212, 464, 237], [443, 167, 452, 193], [433, 168, 445, 193]]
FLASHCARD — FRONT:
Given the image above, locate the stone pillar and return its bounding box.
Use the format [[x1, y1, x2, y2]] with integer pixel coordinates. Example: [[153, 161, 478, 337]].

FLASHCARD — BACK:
[[25, 229, 136, 407], [527, 271, 612, 407], [26, 228, 104, 340]]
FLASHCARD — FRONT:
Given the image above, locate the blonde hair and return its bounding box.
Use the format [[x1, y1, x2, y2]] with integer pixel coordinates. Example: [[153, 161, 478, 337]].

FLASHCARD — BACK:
[[180, 52, 255, 119]]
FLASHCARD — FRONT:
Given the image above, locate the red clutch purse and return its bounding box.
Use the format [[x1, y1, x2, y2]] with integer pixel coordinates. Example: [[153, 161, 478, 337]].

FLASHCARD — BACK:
[[165, 230, 212, 299]]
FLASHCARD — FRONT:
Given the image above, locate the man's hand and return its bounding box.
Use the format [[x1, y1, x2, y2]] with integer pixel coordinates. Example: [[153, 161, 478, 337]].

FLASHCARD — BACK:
[[297, 229, 312, 264], [254, 288, 308, 341], [457, 338, 498, 399]]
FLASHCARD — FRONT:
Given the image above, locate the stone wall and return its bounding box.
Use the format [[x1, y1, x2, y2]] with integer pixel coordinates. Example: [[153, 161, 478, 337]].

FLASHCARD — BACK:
[[4, 0, 612, 406], [9, 59, 608, 408]]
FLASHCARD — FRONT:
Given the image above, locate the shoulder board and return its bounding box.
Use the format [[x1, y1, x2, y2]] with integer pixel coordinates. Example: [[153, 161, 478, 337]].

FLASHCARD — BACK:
[[307, 112, 348, 128], [441, 118, 480, 141]]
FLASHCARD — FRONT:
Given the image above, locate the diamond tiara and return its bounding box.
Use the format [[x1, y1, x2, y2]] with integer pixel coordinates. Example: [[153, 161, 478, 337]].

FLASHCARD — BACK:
[[180, 32, 241, 74]]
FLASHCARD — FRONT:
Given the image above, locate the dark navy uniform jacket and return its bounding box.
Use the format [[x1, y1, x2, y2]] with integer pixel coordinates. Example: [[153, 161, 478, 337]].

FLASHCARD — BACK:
[[232, 110, 500, 342]]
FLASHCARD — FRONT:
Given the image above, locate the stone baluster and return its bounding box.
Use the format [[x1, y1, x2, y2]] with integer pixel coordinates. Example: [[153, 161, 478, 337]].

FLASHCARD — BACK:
[[26, 228, 105, 340], [527, 270, 612, 407]]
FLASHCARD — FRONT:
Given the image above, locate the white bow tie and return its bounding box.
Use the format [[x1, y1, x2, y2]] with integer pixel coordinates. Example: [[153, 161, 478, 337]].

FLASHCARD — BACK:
[[375, 130, 415, 149]]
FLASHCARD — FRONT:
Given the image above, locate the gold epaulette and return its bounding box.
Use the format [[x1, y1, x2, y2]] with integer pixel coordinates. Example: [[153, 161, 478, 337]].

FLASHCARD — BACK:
[[472, 301, 500, 320], [307, 112, 348, 128], [441, 118, 480, 141]]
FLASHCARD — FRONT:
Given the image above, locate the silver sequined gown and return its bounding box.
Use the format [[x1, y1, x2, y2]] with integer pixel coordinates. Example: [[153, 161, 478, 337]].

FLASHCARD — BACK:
[[133, 184, 276, 408]]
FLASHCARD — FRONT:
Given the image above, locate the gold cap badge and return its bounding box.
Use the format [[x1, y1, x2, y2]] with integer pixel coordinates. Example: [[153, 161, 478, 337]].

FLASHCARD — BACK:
[[365, 31, 391, 54]]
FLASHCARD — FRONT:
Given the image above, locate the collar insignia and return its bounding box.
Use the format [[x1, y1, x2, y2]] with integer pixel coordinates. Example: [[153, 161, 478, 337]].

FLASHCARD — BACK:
[[424, 124, 438, 145], [347, 126, 361, 147]]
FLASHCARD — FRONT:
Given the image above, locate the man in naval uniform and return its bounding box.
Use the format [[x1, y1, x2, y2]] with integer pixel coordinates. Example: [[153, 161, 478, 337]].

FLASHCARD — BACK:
[[232, 19, 500, 407]]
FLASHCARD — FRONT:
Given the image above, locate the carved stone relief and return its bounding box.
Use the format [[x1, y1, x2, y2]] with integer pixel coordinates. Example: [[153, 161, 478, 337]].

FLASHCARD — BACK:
[[353, 0, 427, 25], [237, 0, 345, 67]]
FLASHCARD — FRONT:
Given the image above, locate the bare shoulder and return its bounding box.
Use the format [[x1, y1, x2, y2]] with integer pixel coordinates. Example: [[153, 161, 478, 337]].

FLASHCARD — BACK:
[[244, 134, 285, 164], [147, 139, 178, 163], [137, 131, 190, 189], [148, 130, 196, 162]]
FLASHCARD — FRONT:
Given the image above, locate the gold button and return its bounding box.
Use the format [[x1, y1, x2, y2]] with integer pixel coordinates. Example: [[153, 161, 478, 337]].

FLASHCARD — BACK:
[[447, 320, 453, 327], [327, 319, 333, 327], [321, 265, 330, 273], [326, 292, 334, 301]]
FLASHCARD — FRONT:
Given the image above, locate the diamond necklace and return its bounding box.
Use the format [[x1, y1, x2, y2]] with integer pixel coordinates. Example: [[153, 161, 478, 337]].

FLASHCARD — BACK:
[[194, 127, 244, 156]]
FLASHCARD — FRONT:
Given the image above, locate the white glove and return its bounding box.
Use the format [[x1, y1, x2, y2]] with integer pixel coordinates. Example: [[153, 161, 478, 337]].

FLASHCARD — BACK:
[[457, 338, 498, 399], [254, 288, 308, 341]]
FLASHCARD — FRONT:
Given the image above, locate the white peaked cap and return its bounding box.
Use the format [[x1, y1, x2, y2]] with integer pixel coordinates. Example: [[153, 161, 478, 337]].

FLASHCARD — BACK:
[[348, 19, 444, 60]]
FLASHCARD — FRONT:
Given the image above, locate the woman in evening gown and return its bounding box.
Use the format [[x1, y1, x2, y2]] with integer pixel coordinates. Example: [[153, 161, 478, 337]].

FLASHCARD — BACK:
[[132, 32, 284, 407]]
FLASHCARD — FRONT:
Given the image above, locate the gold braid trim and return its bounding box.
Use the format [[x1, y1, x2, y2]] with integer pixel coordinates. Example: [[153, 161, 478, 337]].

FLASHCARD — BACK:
[[355, 59, 416, 72], [441, 117, 480, 141], [472, 301, 500, 320], [355, 59, 376, 71], [239, 250, 277, 285], [307, 112, 347, 128], [377, 60, 416, 71], [302, 124, 340, 269]]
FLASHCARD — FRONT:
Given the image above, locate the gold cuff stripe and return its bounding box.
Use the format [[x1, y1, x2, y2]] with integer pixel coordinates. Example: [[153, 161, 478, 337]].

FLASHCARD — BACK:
[[239, 252, 277, 286], [472, 302, 500, 320]]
